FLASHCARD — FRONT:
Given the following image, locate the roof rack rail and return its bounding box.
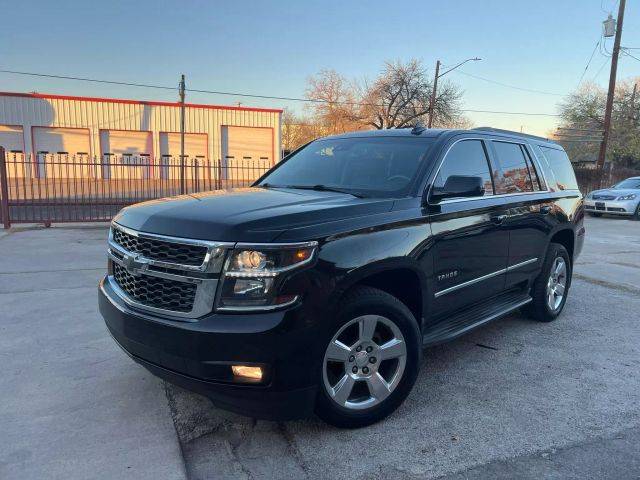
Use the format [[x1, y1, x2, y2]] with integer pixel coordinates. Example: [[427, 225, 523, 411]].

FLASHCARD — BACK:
[[410, 122, 426, 135], [472, 127, 551, 142]]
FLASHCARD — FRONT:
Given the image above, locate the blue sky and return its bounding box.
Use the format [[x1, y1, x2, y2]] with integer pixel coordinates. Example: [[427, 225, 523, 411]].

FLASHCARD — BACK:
[[1, 0, 638, 135]]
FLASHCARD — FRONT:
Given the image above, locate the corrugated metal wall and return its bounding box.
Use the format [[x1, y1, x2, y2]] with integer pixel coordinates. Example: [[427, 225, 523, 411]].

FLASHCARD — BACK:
[[0, 93, 282, 163]]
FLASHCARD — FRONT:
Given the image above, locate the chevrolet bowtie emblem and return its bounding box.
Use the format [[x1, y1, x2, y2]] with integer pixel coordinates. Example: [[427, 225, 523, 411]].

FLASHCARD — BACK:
[[122, 253, 148, 276]]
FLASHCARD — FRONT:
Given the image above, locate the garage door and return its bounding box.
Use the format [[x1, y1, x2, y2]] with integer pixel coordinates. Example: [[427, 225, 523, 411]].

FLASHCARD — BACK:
[[99, 130, 152, 157], [159, 132, 207, 159], [32, 127, 92, 178], [32, 127, 90, 155], [0, 125, 25, 177], [0, 125, 24, 153], [99, 130, 153, 179], [221, 126, 272, 163]]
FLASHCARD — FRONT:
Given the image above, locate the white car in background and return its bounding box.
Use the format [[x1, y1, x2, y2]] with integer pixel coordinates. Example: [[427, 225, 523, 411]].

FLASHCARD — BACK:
[[585, 176, 640, 219]]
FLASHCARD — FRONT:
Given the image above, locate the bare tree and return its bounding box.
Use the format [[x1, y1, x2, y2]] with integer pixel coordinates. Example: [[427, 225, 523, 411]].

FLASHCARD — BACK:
[[281, 108, 325, 153], [360, 59, 463, 129], [304, 70, 363, 134], [557, 79, 640, 167]]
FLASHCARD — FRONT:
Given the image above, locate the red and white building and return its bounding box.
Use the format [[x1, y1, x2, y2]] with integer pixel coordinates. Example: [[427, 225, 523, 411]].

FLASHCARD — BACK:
[[0, 91, 282, 164]]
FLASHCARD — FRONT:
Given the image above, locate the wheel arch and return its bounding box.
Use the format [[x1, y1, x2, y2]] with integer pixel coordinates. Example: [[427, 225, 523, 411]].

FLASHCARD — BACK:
[[331, 259, 428, 329], [549, 228, 575, 263]]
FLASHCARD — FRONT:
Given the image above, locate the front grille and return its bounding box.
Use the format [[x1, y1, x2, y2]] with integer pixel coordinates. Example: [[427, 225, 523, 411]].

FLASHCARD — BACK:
[[592, 195, 616, 200], [112, 227, 207, 266], [113, 263, 197, 313]]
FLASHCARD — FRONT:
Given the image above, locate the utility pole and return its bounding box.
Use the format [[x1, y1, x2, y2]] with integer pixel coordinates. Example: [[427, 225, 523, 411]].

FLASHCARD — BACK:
[[597, 0, 626, 169], [428, 57, 480, 128], [630, 82, 637, 123], [428, 60, 440, 128], [179, 74, 186, 194]]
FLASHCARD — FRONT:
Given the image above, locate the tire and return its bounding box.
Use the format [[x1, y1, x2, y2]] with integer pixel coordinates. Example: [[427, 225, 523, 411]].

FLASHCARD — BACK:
[[588, 212, 602, 217], [314, 286, 421, 428], [633, 203, 640, 220], [525, 243, 572, 322]]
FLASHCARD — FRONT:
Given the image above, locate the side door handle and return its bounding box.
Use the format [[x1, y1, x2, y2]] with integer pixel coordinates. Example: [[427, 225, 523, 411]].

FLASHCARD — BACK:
[[491, 214, 508, 224], [540, 205, 552, 215]]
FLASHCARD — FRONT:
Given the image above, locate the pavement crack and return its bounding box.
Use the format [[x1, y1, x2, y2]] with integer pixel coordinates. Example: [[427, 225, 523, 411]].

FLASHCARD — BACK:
[[277, 422, 311, 478], [574, 274, 640, 296], [225, 423, 257, 480]]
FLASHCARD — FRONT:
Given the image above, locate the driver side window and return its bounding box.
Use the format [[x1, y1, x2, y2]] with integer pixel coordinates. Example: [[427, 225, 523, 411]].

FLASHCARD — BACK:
[[434, 140, 495, 197]]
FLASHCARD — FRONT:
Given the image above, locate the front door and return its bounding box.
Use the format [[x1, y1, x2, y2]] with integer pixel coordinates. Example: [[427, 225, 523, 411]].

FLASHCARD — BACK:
[[427, 138, 510, 318]]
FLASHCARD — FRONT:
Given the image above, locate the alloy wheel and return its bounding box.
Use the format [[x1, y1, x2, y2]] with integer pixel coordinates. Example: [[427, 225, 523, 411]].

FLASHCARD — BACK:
[[322, 315, 407, 410], [546, 256, 567, 311]]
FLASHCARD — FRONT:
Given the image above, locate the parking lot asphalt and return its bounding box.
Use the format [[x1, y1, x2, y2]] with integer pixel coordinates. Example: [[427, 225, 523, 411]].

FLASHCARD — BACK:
[[1, 216, 639, 479]]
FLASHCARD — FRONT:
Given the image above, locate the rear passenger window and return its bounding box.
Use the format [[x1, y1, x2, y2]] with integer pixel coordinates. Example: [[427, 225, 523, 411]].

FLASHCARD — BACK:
[[522, 145, 545, 191], [538, 146, 579, 191], [433, 140, 494, 197], [491, 141, 534, 194]]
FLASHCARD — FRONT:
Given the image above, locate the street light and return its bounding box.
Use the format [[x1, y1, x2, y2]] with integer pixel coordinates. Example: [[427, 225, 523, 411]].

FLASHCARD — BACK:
[[428, 57, 481, 128]]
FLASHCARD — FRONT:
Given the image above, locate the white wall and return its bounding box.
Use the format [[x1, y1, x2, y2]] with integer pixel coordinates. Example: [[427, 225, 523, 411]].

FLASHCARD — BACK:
[[0, 93, 282, 167]]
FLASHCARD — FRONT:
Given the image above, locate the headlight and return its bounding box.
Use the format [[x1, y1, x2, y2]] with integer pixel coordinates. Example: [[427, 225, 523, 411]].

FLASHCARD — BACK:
[[217, 242, 317, 311], [617, 194, 637, 201]]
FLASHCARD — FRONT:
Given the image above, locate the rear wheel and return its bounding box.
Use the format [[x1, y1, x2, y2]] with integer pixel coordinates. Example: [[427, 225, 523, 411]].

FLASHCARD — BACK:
[[315, 287, 421, 428], [526, 243, 571, 322]]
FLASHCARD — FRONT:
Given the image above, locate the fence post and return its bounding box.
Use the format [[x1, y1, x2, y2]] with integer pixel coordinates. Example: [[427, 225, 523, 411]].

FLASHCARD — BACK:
[[0, 147, 11, 229], [180, 156, 186, 195]]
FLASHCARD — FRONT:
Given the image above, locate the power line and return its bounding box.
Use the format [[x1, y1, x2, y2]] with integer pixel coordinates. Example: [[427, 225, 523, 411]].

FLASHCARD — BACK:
[[0, 67, 561, 117], [577, 39, 602, 86], [593, 57, 610, 80], [0, 68, 176, 91], [448, 68, 564, 96], [621, 49, 640, 62]]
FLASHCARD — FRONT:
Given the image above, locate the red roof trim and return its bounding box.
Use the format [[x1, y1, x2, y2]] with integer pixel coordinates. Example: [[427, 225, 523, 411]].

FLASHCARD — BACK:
[[0, 91, 283, 114]]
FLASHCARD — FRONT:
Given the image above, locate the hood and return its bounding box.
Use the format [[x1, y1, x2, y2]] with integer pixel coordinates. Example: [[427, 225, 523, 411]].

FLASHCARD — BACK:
[[590, 188, 639, 197], [113, 187, 395, 242]]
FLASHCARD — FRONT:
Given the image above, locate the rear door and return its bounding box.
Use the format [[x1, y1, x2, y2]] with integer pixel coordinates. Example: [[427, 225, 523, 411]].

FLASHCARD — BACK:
[[427, 137, 510, 317], [487, 139, 553, 288]]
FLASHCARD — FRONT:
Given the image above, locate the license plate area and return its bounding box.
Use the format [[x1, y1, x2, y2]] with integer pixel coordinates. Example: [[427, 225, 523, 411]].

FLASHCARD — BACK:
[[595, 202, 606, 210]]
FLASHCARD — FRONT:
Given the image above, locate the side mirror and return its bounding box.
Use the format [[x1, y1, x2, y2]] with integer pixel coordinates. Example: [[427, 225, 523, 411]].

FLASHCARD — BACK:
[[429, 175, 485, 203]]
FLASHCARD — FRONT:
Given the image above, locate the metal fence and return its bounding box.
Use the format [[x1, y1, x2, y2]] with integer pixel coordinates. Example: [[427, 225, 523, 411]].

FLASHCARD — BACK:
[[0, 148, 272, 227], [573, 164, 640, 195]]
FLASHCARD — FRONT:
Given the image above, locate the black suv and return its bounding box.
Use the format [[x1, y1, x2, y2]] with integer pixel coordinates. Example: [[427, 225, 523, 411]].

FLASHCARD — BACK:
[[99, 127, 585, 428]]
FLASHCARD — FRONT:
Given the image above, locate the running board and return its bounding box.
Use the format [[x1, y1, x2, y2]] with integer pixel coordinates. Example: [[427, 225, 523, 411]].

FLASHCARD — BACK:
[[423, 291, 532, 346]]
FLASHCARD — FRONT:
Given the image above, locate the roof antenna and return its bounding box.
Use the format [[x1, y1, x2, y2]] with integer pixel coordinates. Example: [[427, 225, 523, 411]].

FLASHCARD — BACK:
[[411, 122, 426, 135]]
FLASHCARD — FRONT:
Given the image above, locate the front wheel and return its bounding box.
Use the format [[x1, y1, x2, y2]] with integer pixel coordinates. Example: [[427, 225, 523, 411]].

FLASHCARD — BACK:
[[315, 287, 421, 428], [526, 243, 572, 322]]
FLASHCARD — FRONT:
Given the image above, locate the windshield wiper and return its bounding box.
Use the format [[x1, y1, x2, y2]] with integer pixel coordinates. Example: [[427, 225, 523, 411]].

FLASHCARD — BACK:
[[284, 184, 366, 198]]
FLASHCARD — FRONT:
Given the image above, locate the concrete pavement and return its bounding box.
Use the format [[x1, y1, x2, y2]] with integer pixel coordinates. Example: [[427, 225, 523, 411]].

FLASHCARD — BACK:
[[0, 226, 187, 479], [1, 216, 639, 479]]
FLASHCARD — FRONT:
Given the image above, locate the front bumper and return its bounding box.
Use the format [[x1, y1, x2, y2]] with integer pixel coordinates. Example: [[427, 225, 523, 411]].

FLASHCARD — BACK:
[[584, 199, 638, 215], [99, 277, 319, 420]]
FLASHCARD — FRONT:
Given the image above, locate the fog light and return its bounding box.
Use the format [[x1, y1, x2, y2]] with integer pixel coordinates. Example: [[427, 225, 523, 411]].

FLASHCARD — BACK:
[[232, 365, 263, 381]]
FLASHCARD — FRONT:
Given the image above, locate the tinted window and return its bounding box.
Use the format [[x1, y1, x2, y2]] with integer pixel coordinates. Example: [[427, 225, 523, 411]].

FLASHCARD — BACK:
[[433, 140, 494, 197], [258, 137, 433, 198], [538, 146, 579, 191], [492, 141, 534, 193], [522, 145, 545, 191]]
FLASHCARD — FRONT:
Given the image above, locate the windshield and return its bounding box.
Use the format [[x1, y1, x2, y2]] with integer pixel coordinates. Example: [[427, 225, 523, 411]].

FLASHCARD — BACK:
[[613, 178, 640, 189], [258, 136, 434, 198]]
